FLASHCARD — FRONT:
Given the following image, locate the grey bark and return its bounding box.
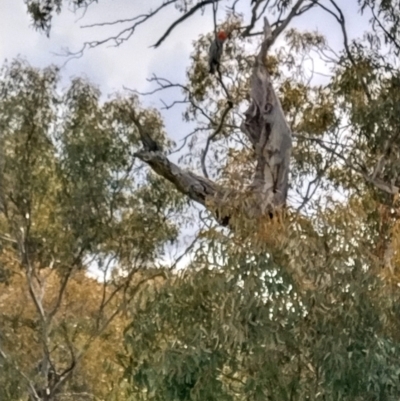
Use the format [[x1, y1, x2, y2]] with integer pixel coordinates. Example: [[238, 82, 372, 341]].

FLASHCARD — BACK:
[[136, 17, 293, 223], [240, 17, 292, 214]]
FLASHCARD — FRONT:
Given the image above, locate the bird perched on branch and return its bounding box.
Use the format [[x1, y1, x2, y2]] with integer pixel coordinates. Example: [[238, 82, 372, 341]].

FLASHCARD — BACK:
[[208, 30, 228, 74]]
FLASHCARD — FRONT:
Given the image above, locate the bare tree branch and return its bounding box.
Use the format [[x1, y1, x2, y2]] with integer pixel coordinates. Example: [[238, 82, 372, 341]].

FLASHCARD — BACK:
[[130, 111, 163, 152], [241, 17, 293, 212], [270, 0, 307, 45], [242, 0, 266, 37], [135, 150, 219, 206], [369, 5, 400, 54], [301, 134, 399, 195], [316, 0, 372, 101], [201, 101, 233, 178], [81, 0, 176, 29], [153, 0, 222, 48], [48, 268, 73, 320], [0, 346, 41, 401]]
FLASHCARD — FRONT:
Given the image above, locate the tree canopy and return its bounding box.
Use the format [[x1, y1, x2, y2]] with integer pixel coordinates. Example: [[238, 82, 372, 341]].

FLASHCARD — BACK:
[[1, 0, 400, 400]]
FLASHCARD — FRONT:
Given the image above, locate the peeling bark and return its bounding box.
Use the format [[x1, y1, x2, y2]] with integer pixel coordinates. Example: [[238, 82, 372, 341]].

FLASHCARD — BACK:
[[135, 150, 233, 225], [241, 17, 292, 213], [136, 17, 293, 223], [136, 150, 218, 206]]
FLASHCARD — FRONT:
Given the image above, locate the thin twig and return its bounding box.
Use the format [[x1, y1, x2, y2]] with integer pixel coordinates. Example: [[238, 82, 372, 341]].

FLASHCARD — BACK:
[[369, 5, 400, 54], [271, 0, 306, 45], [316, 0, 372, 101], [153, 0, 222, 48], [201, 102, 233, 178], [0, 346, 41, 401]]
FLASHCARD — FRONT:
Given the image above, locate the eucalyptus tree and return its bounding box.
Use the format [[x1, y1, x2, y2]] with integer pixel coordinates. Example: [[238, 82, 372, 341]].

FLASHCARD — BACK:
[[4, 0, 400, 399]]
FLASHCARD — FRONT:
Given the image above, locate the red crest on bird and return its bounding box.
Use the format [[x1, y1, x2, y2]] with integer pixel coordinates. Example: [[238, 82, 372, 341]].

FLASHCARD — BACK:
[[217, 31, 228, 41]]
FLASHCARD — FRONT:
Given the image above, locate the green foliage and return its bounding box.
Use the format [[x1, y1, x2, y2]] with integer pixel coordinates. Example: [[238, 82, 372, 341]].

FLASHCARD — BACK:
[[0, 58, 184, 400], [116, 3, 400, 400], [123, 202, 400, 400], [11, 1, 400, 400], [0, 59, 183, 269]]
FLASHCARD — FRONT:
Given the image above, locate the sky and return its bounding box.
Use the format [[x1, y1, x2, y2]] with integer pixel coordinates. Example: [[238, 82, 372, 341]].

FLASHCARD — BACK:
[[0, 0, 369, 107], [0, 0, 370, 148], [0, 0, 371, 269]]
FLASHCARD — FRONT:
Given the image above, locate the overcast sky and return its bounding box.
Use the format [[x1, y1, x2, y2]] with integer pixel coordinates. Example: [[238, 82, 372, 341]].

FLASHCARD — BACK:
[[0, 0, 371, 268], [0, 0, 370, 144], [1, 1, 369, 98]]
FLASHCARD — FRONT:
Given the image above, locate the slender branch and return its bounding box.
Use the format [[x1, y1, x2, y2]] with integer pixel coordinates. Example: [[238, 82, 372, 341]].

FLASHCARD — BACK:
[[301, 134, 399, 195], [130, 111, 162, 152], [55, 393, 99, 400], [370, 5, 400, 53], [59, 1, 178, 61], [216, 69, 232, 101], [0, 234, 17, 244], [296, 145, 338, 212], [242, 0, 265, 37], [25, 259, 46, 321], [242, 0, 305, 40], [52, 270, 168, 396], [0, 346, 41, 401], [97, 255, 118, 329], [212, 0, 218, 37], [270, 0, 306, 45], [201, 102, 233, 178], [316, 0, 372, 101], [153, 0, 222, 48], [81, 0, 176, 29], [169, 233, 201, 270], [127, 75, 214, 124], [135, 150, 218, 205], [98, 264, 139, 318], [371, 139, 391, 180], [48, 268, 73, 320]]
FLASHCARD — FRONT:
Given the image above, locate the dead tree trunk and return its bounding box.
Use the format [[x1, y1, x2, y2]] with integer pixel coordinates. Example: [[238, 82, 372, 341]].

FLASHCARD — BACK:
[[241, 17, 292, 215], [135, 17, 293, 224]]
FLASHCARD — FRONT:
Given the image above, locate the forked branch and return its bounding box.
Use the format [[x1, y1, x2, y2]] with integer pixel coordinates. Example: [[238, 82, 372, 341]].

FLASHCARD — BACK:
[[241, 16, 292, 213]]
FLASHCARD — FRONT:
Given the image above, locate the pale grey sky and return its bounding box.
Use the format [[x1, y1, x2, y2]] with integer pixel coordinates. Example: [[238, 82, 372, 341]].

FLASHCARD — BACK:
[[1, 1, 368, 97], [0, 1, 370, 146]]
